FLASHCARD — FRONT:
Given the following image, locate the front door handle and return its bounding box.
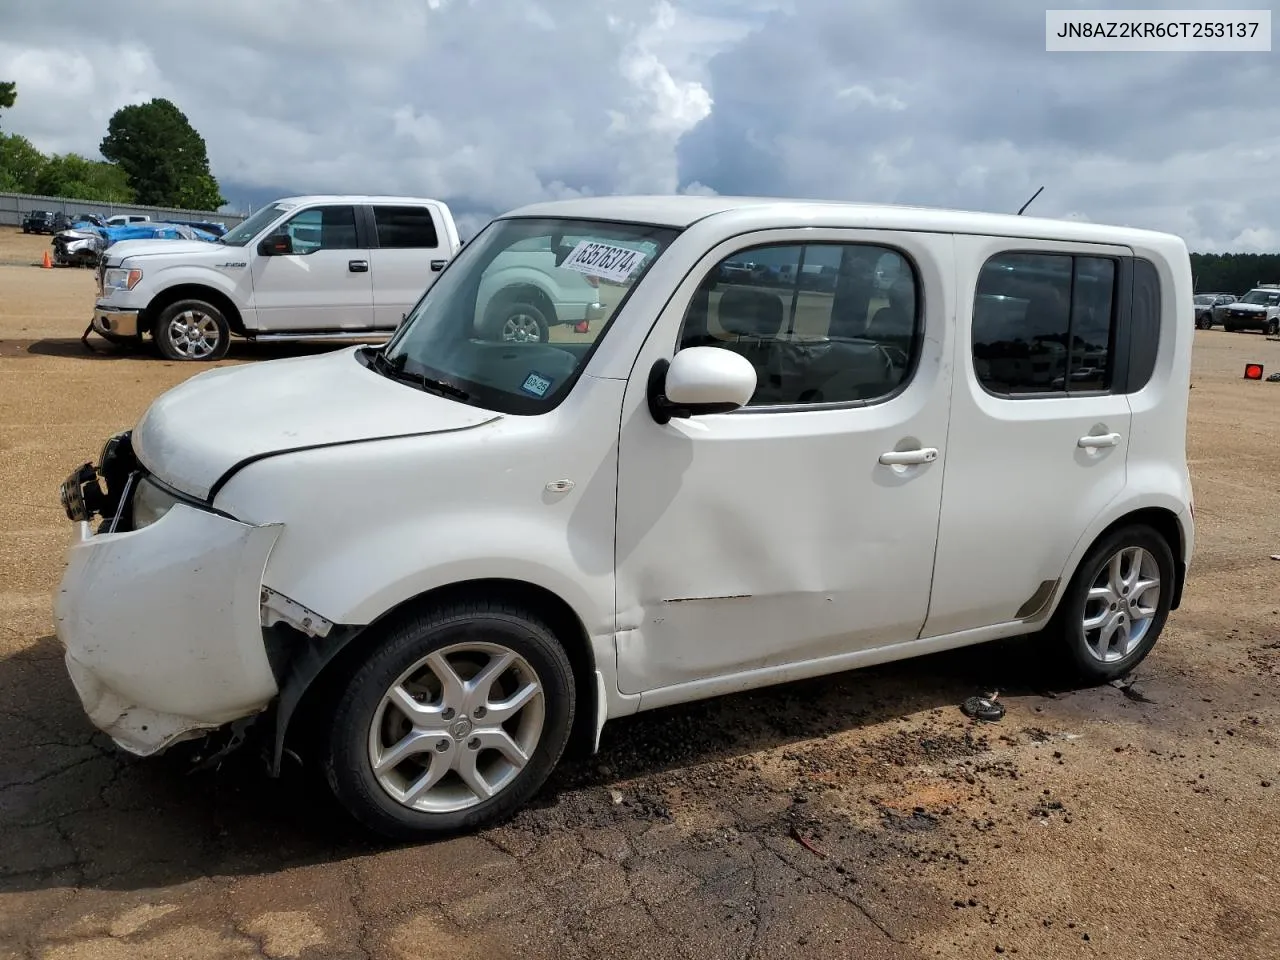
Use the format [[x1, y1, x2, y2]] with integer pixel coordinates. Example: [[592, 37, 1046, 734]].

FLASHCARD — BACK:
[[1078, 432, 1121, 449], [879, 447, 939, 466], [430, 259, 448, 272], [348, 259, 369, 273]]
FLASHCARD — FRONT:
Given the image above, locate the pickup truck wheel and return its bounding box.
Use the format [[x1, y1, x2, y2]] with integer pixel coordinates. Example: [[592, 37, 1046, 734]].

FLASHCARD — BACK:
[[153, 299, 230, 361], [1048, 524, 1174, 684], [322, 600, 575, 840], [486, 301, 550, 343], [1268, 318, 1279, 337]]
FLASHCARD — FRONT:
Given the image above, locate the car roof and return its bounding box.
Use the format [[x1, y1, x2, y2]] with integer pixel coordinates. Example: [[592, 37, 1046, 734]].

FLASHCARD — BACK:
[[273, 195, 446, 206], [502, 194, 1184, 248]]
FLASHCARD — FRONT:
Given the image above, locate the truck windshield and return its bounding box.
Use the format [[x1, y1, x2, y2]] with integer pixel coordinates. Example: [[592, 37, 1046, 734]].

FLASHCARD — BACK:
[[1240, 289, 1279, 305], [375, 216, 678, 414], [219, 203, 293, 246]]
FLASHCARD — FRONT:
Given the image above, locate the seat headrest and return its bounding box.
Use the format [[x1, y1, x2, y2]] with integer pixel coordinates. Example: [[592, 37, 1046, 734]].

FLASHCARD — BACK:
[[718, 287, 785, 338]]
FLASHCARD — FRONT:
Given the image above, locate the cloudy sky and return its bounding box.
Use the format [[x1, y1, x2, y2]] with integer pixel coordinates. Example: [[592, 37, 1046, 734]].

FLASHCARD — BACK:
[[1, 0, 1276, 251]]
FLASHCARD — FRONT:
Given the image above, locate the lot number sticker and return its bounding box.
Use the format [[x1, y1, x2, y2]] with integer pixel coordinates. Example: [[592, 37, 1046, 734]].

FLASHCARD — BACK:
[[561, 240, 646, 284]]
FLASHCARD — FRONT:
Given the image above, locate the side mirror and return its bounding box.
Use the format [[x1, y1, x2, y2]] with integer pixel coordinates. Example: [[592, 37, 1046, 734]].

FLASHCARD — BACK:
[[647, 346, 756, 424], [258, 233, 292, 256]]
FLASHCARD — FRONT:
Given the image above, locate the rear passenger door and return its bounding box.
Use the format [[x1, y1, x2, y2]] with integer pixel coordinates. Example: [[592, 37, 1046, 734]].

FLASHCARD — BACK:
[[367, 204, 446, 329], [922, 237, 1134, 639], [250, 204, 375, 332]]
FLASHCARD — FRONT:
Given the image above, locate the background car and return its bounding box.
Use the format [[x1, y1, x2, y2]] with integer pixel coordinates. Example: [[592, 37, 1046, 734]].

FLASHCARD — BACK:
[[1219, 286, 1280, 334], [1194, 292, 1235, 328], [21, 210, 57, 234]]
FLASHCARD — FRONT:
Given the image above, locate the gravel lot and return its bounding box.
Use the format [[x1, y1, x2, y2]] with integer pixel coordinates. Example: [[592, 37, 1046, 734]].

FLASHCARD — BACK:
[[1, 228, 1277, 959]]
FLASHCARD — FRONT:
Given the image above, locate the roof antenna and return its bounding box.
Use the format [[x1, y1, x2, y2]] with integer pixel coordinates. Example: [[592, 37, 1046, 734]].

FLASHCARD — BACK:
[[1017, 186, 1044, 216]]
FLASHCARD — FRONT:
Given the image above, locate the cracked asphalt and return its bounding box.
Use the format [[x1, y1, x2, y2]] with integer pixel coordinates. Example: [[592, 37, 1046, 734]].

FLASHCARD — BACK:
[[1, 234, 1278, 958]]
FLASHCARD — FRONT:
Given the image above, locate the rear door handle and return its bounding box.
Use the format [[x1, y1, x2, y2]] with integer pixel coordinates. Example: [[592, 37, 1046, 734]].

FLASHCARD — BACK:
[[1078, 432, 1121, 449], [879, 447, 939, 466], [348, 259, 369, 273], [430, 259, 448, 272]]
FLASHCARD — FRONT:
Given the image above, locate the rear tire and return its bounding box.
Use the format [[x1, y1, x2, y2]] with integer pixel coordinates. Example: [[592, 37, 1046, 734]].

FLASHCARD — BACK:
[[322, 600, 575, 840], [1046, 524, 1175, 684], [153, 299, 230, 361], [484, 292, 552, 343]]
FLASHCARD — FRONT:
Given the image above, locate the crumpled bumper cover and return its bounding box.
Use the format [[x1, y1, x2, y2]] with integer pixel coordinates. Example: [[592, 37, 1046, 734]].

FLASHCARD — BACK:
[[54, 504, 283, 757]]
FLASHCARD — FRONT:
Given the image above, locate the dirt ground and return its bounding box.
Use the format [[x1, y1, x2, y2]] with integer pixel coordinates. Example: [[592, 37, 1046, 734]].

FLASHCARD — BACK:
[[1, 226, 1277, 960]]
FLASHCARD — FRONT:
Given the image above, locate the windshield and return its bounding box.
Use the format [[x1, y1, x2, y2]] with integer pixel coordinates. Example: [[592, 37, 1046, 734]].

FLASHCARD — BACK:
[[220, 203, 293, 246], [1193, 294, 1213, 304], [378, 216, 678, 414], [1240, 289, 1280, 305]]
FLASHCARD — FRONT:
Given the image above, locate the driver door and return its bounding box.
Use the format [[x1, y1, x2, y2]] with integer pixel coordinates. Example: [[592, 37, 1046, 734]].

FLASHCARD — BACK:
[[613, 229, 956, 697], [250, 204, 375, 331]]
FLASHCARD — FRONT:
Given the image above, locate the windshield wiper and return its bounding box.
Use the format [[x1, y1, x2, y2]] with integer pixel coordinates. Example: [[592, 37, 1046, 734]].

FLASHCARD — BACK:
[[418, 376, 470, 401], [366, 347, 469, 400]]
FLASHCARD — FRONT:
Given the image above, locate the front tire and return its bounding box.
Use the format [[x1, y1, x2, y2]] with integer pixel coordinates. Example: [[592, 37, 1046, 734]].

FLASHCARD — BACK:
[[1049, 525, 1175, 683], [153, 299, 230, 361], [1268, 318, 1279, 337], [322, 601, 575, 840]]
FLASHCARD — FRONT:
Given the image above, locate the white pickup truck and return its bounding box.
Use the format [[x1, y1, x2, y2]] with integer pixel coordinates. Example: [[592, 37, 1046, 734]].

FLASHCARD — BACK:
[[89, 195, 607, 361]]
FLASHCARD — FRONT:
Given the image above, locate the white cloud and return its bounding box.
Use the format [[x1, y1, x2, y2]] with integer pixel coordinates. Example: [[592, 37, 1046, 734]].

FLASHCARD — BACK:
[[0, 0, 1277, 252]]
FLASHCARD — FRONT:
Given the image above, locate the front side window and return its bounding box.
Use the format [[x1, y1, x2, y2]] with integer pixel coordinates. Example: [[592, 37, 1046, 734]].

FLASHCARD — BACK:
[[972, 252, 1117, 395], [275, 205, 359, 253], [373, 206, 439, 249], [380, 217, 677, 414], [677, 242, 921, 406]]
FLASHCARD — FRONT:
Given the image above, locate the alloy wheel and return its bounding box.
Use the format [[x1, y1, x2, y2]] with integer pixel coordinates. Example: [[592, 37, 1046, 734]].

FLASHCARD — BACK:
[[501, 312, 543, 342], [1081, 546, 1161, 663], [167, 309, 222, 359], [367, 641, 545, 813]]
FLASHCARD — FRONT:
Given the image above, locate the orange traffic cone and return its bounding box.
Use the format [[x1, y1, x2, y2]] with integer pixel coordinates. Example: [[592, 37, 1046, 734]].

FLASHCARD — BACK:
[[41, 250, 52, 269]]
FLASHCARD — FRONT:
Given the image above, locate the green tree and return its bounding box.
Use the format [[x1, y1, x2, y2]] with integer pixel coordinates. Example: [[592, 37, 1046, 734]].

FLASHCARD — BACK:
[[0, 132, 47, 192], [99, 98, 225, 209], [0, 81, 15, 127], [34, 152, 134, 202]]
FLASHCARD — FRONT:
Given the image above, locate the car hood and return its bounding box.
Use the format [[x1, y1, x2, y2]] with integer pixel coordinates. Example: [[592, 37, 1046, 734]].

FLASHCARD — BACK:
[[1230, 303, 1265, 311], [104, 239, 221, 261], [132, 347, 501, 501]]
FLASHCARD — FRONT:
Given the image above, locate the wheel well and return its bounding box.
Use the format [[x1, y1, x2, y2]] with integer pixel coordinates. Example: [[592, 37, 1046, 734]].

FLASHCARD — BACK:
[[1088, 507, 1186, 610], [145, 284, 245, 336], [283, 578, 600, 764], [488, 283, 557, 324]]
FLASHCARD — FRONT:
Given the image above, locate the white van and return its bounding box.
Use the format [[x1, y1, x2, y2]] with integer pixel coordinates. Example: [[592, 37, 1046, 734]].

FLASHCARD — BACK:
[[54, 196, 1194, 839]]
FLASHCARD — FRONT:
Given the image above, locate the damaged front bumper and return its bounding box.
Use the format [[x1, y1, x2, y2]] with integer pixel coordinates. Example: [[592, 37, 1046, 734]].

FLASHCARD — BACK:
[[54, 499, 285, 758]]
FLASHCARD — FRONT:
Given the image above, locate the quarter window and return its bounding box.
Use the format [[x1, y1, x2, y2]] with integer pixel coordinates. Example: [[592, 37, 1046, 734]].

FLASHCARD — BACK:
[[973, 252, 1117, 395], [373, 206, 440, 249], [677, 242, 921, 407]]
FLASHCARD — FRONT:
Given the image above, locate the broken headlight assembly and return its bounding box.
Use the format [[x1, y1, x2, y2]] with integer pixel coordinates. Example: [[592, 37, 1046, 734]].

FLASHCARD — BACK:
[[130, 476, 182, 530]]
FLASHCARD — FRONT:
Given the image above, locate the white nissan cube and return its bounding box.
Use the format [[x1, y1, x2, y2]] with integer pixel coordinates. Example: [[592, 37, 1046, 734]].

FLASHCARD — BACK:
[[54, 196, 1194, 839]]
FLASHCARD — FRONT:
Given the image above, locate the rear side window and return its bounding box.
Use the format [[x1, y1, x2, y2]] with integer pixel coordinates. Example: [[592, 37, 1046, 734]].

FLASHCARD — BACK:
[[972, 252, 1118, 396], [373, 206, 439, 249], [1126, 258, 1161, 392]]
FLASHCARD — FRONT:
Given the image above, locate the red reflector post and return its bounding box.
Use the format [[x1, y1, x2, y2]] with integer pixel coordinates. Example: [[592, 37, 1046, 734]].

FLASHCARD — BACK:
[[574, 320, 590, 333], [1244, 363, 1264, 380]]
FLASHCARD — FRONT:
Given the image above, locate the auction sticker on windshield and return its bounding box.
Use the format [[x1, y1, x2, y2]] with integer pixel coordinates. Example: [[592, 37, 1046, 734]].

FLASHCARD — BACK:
[[561, 240, 647, 284]]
